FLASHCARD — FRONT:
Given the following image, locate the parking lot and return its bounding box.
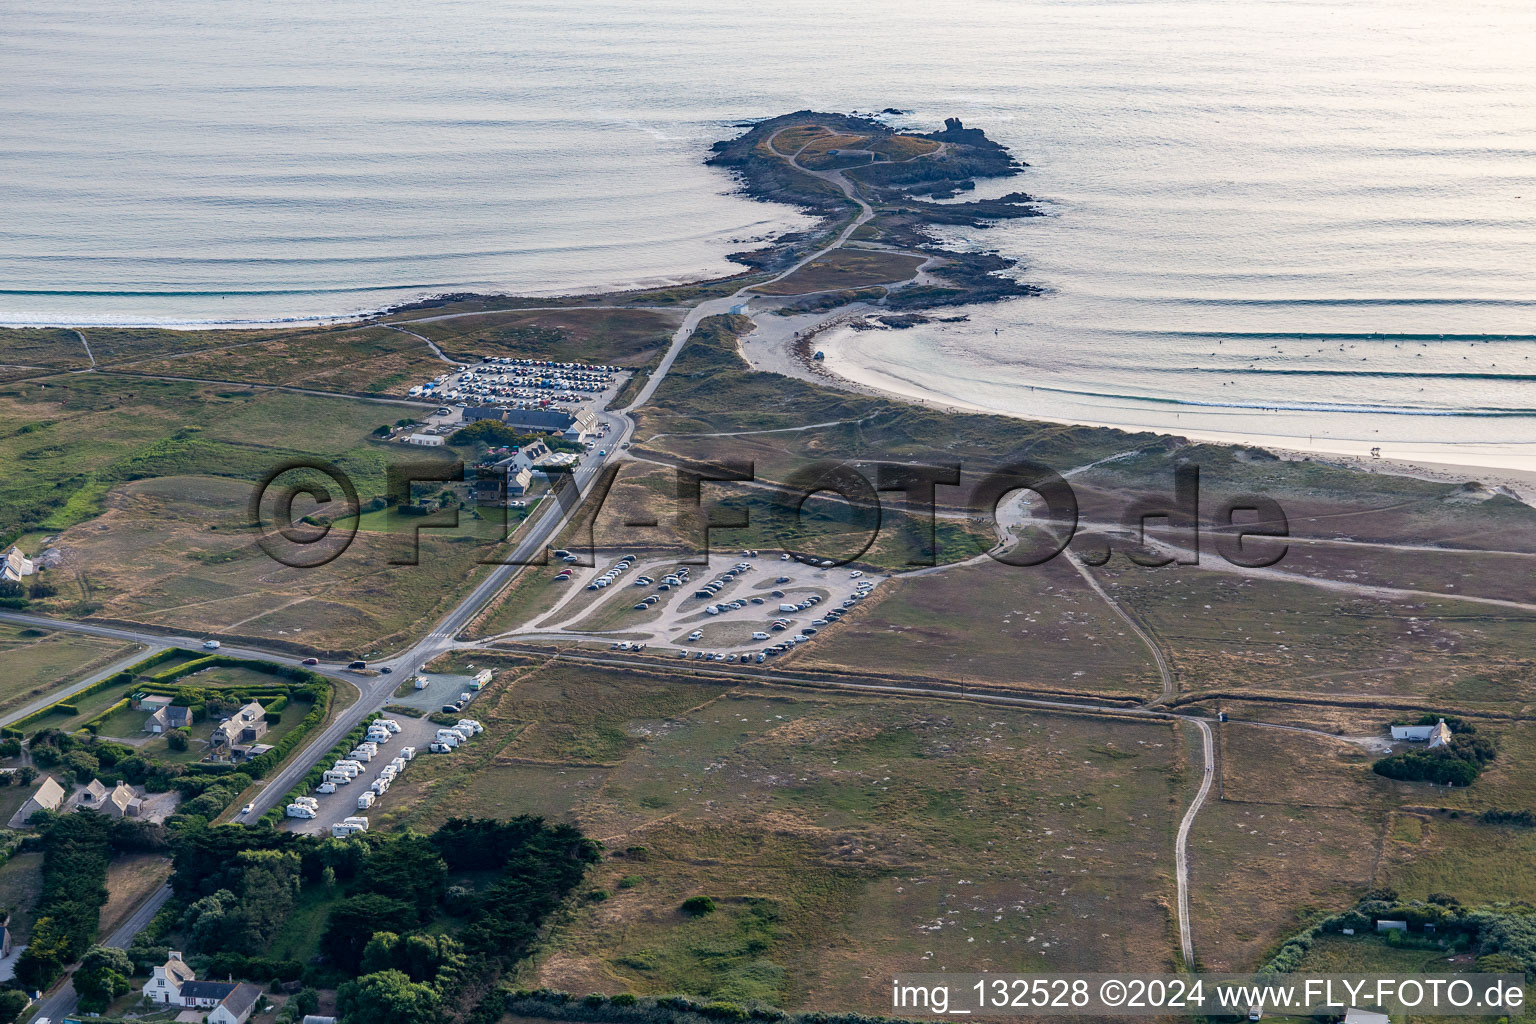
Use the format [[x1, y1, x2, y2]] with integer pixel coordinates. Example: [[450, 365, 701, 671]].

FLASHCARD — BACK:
[[390, 671, 485, 713], [501, 550, 881, 662], [287, 678, 491, 836]]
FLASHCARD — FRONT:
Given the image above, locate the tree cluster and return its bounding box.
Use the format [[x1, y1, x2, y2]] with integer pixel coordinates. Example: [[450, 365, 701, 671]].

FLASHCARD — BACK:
[[1373, 721, 1497, 786], [12, 812, 116, 990], [162, 815, 598, 1023]]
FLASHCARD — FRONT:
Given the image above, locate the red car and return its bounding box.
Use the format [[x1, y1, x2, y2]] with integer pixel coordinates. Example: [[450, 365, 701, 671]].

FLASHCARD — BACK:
[[301, 657, 319, 666]]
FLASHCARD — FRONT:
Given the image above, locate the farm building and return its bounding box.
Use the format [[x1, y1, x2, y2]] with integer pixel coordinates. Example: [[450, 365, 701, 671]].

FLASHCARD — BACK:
[[1390, 718, 1453, 748]]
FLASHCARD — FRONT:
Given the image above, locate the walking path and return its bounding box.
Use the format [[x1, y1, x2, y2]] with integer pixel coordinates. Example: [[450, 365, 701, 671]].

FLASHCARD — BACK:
[[383, 322, 455, 364]]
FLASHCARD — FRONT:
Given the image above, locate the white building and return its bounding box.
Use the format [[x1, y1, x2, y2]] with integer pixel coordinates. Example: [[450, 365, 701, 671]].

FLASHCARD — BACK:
[[510, 438, 552, 473], [0, 546, 33, 584], [1390, 718, 1453, 749], [1343, 1009, 1391, 1024], [145, 951, 197, 1004], [207, 982, 263, 1023]]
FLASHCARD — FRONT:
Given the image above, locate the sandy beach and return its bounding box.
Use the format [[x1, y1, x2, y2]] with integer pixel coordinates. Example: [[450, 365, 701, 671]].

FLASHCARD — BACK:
[[734, 306, 1536, 502]]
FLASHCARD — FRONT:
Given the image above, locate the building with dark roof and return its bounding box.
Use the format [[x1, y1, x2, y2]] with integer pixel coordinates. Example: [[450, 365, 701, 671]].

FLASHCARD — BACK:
[[179, 979, 238, 1007], [209, 981, 264, 1023]]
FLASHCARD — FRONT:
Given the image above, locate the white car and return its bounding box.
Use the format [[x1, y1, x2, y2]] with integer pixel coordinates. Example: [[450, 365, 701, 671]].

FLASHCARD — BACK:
[[203, 640, 221, 650], [240, 802, 254, 816]]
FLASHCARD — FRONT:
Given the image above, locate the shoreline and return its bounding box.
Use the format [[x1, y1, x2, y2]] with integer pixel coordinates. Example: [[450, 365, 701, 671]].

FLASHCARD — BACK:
[[10, 105, 1533, 492], [0, 277, 726, 332], [13, 268, 1535, 491], [790, 331, 1536, 494]]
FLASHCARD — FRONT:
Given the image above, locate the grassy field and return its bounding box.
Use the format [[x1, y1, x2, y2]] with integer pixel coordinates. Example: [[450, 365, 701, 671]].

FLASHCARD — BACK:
[[369, 656, 1184, 1010], [0, 851, 45, 942], [571, 463, 995, 573], [0, 625, 140, 715], [59, 326, 297, 366], [1376, 813, 1536, 906], [795, 557, 1160, 698], [267, 880, 341, 963], [1187, 797, 1382, 973], [0, 371, 433, 543], [99, 852, 174, 936], [29, 472, 501, 656], [120, 325, 449, 396], [782, 128, 939, 171], [0, 328, 92, 380], [1184, 721, 1395, 972], [397, 307, 683, 369], [1089, 558, 1536, 709], [751, 249, 924, 296]]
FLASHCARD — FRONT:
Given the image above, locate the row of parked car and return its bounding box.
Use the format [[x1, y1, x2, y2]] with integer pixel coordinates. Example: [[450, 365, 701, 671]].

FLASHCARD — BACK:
[[692, 562, 754, 600], [674, 577, 878, 662], [585, 556, 636, 590]]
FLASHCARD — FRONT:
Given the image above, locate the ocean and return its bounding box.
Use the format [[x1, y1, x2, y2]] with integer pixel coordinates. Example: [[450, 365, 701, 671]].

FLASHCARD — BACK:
[[4, 0, 1535, 465]]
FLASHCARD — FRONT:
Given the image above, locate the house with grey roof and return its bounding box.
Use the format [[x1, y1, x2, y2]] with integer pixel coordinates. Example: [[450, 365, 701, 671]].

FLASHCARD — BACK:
[[17, 775, 65, 824], [209, 981, 264, 1023]]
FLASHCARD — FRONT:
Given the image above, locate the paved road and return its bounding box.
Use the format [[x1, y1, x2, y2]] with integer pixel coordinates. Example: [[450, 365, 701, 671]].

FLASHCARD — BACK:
[[23, 881, 175, 1024], [0, 643, 164, 730]]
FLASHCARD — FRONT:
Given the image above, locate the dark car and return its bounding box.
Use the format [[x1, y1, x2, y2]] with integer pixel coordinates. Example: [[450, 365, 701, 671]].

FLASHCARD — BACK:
[[441, 704, 459, 714], [348, 660, 366, 670], [301, 657, 319, 666], [380, 666, 392, 674]]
